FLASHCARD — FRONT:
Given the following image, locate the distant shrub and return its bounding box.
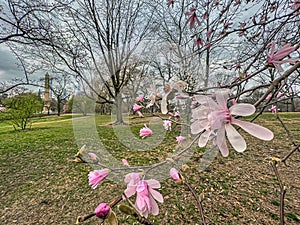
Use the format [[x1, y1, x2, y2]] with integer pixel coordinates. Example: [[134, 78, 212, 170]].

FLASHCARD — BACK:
[[3, 93, 43, 130]]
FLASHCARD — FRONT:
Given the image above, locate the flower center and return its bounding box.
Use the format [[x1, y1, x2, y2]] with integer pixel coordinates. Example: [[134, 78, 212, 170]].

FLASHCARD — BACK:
[[225, 109, 232, 123]]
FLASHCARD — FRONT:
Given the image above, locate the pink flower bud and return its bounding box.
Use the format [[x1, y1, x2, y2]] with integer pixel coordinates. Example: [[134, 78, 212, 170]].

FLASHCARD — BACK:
[[122, 159, 129, 166], [136, 95, 144, 102], [277, 93, 284, 98], [176, 136, 185, 144], [94, 203, 110, 219], [271, 105, 277, 114], [88, 169, 110, 189], [266, 94, 272, 100], [133, 104, 142, 112], [88, 153, 98, 160], [163, 120, 172, 131], [170, 168, 180, 181], [139, 124, 153, 138], [174, 111, 180, 119]]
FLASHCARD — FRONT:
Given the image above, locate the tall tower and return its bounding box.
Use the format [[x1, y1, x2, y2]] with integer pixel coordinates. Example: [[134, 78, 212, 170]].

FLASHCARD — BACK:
[[43, 72, 51, 113]]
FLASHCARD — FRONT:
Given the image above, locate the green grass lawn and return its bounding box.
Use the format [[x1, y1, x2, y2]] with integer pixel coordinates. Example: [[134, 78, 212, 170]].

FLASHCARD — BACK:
[[0, 113, 299, 225]]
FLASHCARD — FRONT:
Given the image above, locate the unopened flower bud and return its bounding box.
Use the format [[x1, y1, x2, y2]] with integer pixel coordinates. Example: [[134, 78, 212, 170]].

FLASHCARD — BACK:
[[122, 159, 129, 166], [170, 168, 184, 183], [94, 203, 110, 219], [170, 168, 180, 181]]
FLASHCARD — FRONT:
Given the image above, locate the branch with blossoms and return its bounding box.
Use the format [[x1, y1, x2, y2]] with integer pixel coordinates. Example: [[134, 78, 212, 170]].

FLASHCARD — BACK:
[[71, 2, 300, 224], [72, 40, 299, 223], [73, 86, 282, 224]]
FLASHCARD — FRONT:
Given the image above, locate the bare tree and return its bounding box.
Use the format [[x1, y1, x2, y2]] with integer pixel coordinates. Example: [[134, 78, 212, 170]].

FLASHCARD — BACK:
[[6, 0, 158, 124]]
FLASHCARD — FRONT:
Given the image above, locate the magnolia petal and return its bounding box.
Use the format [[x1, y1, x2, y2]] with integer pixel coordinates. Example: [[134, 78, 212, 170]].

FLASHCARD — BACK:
[[124, 173, 140, 185], [146, 179, 161, 189], [194, 95, 218, 108], [225, 123, 246, 152], [216, 125, 229, 157], [191, 120, 208, 134], [216, 89, 229, 109], [232, 119, 274, 140], [149, 196, 159, 215], [198, 130, 211, 147], [229, 103, 255, 116], [192, 106, 209, 119], [149, 188, 164, 203], [136, 195, 146, 211], [161, 91, 170, 114], [124, 185, 136, 198]]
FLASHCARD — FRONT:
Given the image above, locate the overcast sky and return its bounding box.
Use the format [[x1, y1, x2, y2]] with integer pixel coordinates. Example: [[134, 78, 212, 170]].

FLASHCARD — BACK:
[[0, 45, 25, 81]]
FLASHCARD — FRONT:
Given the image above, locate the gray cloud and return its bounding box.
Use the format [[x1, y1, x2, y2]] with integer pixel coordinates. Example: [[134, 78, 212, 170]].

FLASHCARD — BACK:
[[0, 45, 25, 81]]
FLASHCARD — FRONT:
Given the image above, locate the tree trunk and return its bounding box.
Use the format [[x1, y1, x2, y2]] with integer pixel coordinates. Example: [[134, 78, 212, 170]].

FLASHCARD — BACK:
[[291, 97, 295, 112], [115, 93, 124, 124], [57, 97, 61, 116], [204, 48, 210, 87]]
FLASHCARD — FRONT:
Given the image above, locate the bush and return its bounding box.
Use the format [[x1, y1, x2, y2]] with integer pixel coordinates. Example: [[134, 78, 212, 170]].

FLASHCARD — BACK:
[[3, 93, 43, 130]]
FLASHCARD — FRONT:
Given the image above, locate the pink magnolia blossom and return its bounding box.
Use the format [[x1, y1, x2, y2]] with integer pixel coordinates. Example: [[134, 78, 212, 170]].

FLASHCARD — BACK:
[[163, 120, 172, 131], [124, 173, 164, 218], [266, 41, 299, 72], [169, 168, 180, 181], [277, 93, 284, 98], [266, 94, 272, 100], [122, 159, 129, 166], [174, 111, 180, 119], [186, 7, 201, 29], [191, 89, 274, 156], [88, 169, 110, 189], [133, 104, 142, 112], [140, 124, 153, 138], [94, 203, 110, 219], [136, 95, 144, 102], [271, 105, 277, 114], [88, 152, 98, 160], [176, 136, 185, 144]]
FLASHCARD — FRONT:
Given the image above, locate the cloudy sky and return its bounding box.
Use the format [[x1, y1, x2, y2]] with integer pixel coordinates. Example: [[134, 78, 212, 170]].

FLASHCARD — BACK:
[[0, 44, 47, 93], [0, 45, 25, 81]]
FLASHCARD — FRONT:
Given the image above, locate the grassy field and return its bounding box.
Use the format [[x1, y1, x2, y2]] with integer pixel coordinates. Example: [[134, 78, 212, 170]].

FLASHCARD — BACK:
[[0, 113, 299, 225]]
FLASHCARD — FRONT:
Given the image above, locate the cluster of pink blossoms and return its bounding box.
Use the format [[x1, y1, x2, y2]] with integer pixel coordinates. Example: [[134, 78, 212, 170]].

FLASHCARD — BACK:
[[191, 90, 274, 156], [124, 173, 164, 217], [88, 169, 164, 218]]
